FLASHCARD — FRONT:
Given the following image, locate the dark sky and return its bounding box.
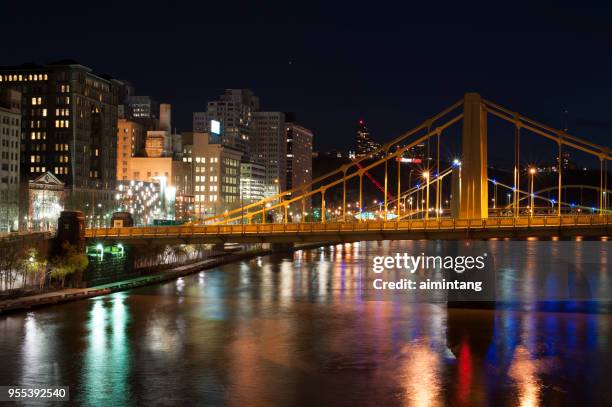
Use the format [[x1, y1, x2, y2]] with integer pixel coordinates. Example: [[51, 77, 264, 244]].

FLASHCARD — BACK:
[[3, 1, 612, 162]]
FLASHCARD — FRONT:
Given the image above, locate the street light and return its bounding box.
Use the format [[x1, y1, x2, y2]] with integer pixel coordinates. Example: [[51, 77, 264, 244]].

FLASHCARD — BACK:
[[529, 167, 536, 217], [492, 179, 497, 210], [423, 171, 430, 220]]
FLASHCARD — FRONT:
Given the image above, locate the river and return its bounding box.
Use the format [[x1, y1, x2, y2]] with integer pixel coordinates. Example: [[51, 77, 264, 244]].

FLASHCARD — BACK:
[[0, 240, 610, 406]]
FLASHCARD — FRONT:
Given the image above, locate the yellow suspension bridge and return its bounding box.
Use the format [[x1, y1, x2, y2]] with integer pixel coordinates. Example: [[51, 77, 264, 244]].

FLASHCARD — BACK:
[[86, 93, 612, 244]]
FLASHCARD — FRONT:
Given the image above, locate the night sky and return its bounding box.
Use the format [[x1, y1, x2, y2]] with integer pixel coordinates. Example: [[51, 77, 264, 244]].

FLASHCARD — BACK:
[[3, 1, 612, 164]]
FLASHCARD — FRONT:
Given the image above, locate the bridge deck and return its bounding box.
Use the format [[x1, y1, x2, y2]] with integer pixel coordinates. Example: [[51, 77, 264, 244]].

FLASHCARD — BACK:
[[85, 215, 611, 244]]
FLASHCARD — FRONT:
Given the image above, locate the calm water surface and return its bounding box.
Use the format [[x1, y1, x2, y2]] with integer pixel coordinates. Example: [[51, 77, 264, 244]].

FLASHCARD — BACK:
[[0, 240, 610, 406]]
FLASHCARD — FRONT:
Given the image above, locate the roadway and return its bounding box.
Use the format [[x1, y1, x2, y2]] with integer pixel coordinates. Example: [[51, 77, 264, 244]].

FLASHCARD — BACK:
[[85, 215, 611, 245]]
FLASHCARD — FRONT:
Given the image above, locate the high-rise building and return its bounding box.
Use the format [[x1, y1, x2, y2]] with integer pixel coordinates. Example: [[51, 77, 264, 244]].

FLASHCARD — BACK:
[[0, 60, 121, 210], [285, 122, 313, 191], [193, 89, 259, 156], [252, 111, 287, 197], [0, 89, 21, 232], [240, 162, 265, 205], [181, 132, 241, 217], [285, 121, 313, 214], [116, 119, 144, 181], [355, 119, 380, 157]]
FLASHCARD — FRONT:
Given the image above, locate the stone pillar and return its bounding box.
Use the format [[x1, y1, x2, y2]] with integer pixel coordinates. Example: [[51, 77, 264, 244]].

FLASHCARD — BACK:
[[460, 93, 488, 219], [56, 210, 85, 253]]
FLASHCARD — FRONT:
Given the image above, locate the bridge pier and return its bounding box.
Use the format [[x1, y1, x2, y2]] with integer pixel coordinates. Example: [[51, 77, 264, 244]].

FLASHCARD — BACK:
[[460, 93, 488, 219], [56, 211, 85, 254]]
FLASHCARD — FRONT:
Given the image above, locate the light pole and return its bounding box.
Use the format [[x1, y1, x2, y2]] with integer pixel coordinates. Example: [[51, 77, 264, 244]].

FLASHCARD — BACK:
[[529, 167, 536, 217], [240, 187, 244, 230], [423, 171, 430, 220], [492, 180, 498, 210]]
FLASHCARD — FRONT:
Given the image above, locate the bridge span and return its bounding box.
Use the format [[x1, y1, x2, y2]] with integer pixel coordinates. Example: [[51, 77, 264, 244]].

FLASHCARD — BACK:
[[86, 215, 611, 245]]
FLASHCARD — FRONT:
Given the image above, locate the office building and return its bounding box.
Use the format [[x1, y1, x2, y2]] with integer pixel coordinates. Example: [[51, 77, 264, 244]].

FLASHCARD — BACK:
[[0, 89, 21, 232], [117, 119, 145, 180], [286, 122, 313, 191], [286, 121, 313, 214], [0, 60, 121, 210], [193, 89, 259, 156], [115, 180, 169, 226], [123, 156, 189, 195], [181, 132, 241, 217], [175, 194, 195, 221], [240, 162, 265, 204], [252, 111, 287, 197]]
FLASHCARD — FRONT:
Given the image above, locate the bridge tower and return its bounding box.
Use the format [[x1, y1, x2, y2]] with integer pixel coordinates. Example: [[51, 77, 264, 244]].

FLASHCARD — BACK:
[[459, 93, 488, 219]]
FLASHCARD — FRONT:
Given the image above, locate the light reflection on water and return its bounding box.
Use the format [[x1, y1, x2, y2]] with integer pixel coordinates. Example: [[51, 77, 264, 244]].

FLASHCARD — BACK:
[[0, 240, 609, 406], [83, 293, 132, 406]]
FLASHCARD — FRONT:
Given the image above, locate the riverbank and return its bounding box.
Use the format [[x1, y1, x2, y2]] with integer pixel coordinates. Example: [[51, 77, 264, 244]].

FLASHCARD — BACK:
[[0, 242, 326, 314]]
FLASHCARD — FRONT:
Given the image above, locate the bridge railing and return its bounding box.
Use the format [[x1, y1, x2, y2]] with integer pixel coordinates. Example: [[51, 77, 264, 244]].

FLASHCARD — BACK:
[[85, 215, 611, 239]]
